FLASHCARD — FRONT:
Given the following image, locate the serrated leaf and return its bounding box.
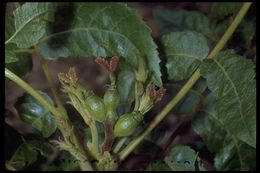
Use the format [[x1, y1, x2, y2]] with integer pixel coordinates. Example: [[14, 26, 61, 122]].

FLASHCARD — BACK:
[[164, 145, 198, 171], [6, 140, 53, 171], [6, 3, 52, 48], [199, 51, 256, 148], [15, 91, 57, 138], [36, 3, 161, 86], [210, 3, 242, 21], [153, 9, 214, 41], [147, 160, 171, 171], [192, 94, 256, 170], [161, 31, 209, 81], [5, 14, 32, 76]]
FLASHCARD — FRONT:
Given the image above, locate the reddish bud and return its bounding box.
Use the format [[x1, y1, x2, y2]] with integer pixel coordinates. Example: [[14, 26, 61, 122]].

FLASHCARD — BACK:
[[109, 55, 119, 72], [155, 88, 166, 103], [147, 84, 157, 103], [147, 83, 166, 104], [95, 58, 110, 71]]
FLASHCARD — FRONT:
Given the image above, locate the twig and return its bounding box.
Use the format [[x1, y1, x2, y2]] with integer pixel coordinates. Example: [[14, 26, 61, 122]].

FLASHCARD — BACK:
[[117, 2, 252, 162]]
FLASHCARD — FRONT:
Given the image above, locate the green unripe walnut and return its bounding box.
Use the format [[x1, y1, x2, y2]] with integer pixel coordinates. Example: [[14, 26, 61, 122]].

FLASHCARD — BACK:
[[104, 86, 120, 112], [85, 94, 107, 122], [113, 112, 143, 137]]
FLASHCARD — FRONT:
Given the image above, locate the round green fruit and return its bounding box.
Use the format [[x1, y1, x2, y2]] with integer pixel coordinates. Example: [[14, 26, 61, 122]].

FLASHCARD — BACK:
[[85, 94, 107, 122], [104, 86, 120, 112], [113, 112, 143, 137]]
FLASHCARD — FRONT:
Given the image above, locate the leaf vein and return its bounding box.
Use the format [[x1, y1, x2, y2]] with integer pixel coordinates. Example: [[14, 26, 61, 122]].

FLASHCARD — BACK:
[[213, 59, 252, 139]]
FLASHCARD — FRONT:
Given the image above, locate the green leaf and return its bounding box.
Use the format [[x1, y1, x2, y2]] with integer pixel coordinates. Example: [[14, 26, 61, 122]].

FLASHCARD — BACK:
[[6, 140, 53, 170], [192, 94, 256, 170], [5, 13, 16, 41], [26, 140, 53, 157], [15, 91, 57, 138], [6, 143, 37, 170], [58, 151, 79, 171], [5, 13, 33, 77], [5, 48, 18, 63], [167, 78, 207, 115], [5, 48, 33, 78], [37, 3, 161, 86], [153, 9, 213, 41], [164, 145, 198, 171], [147, 160, 171, 171], [200, 51, 256, 148], [116, 61, 135, 115], [6, 3, 52, 48], [161, 31, 209, 81], [210, 3, 242, 21]]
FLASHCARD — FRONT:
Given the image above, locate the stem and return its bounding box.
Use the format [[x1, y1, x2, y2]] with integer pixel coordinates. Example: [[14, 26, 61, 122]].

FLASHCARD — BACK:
[[109, 72, 116, 86], [194, 152, 199, 167], [113, 137, 127, 154], [89, 121, 100, 157], [207, 3, 252, 59], [34, 46, 66, 113], [13, 48, 35, 54], [118, 2, 252, 161], [133, 81, 140, 111], [101, 117, 114, 153], [5, 68, 62, 118], [5, 68, 94, 170], [118, 70, 201, 160]]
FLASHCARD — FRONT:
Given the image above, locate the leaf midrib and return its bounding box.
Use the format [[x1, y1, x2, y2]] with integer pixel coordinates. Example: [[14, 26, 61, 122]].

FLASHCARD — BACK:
[[213, 59, 253, 142], [5, 7, 49, 45], [204, 109, 243, 169], [38, 27, 143, 60]]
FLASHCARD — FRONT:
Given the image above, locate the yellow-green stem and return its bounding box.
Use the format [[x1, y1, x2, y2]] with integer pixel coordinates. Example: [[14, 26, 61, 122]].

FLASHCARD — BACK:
[[5, 68, 94, 170], [118, 2, 252, 161], [34, 46, 66, 115], [5, 68, 62, 118], [13, 48, 35, 53], [207, 3, 252, 59], [109, 72, 116, 86], [113, 137, 127, 154], [89, 121, 100, 157], [133, 81, 140, 111]]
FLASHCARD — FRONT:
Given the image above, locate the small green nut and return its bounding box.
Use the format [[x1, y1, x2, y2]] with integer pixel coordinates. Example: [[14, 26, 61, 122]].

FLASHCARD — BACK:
[[104, 86, 120, 112], [113, 112, 143, 137], [85, 94, 107, 123]]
